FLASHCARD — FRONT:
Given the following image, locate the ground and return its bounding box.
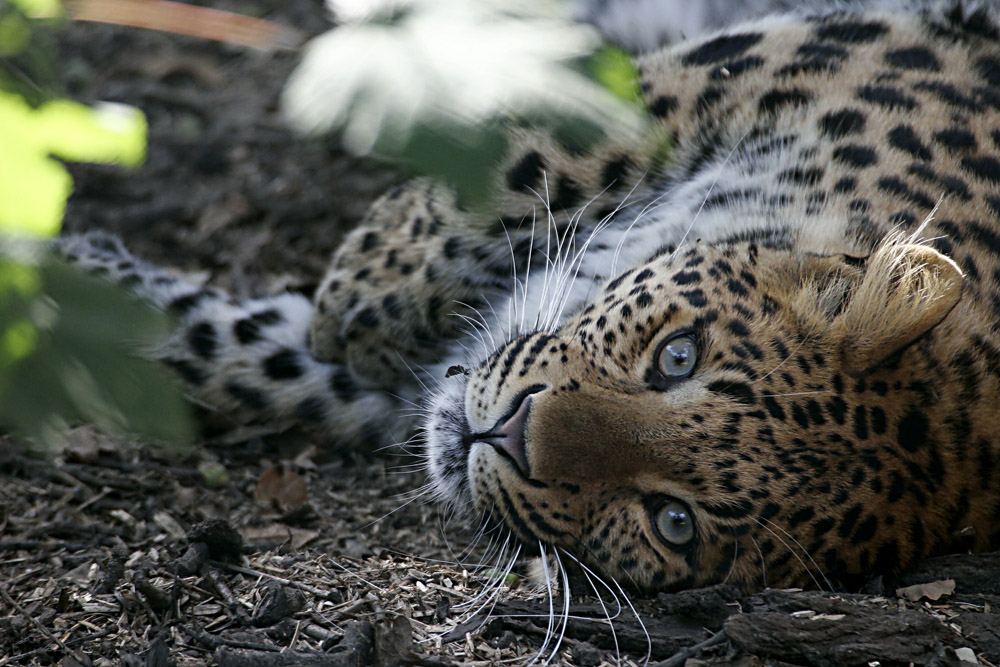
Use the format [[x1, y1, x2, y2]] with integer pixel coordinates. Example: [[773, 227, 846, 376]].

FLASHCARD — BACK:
[[1, 2, 1000, 665]]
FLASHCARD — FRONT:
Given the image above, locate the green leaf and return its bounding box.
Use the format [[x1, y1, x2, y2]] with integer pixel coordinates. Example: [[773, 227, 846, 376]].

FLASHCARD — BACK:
[[0, 91, 147, 237], [42, 99, 147, 167], [479, 568, 521, 588], [0, 8, 30, 56], [0, 257, 195, 451], [0, 0, 63, 104], [9, 0, 61, 19], [199, 462, 230, 488], [586, 46, 642, 104], [377, 119, 507, 210]]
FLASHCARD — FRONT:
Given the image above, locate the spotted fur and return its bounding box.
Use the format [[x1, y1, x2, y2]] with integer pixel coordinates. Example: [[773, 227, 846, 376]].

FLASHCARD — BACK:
[[59, 1, 1000, 591]]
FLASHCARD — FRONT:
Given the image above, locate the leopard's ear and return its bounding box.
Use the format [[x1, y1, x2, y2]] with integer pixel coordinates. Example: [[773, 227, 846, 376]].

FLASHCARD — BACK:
[[831, 241, 963, 375]]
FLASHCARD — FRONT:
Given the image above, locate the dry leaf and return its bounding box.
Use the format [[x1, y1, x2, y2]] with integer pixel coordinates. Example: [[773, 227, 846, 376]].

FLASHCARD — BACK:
[[63, 561, 98, 585], [896, 579, 956, 602], [254, 467, 309, 512], [152, 511, 186, 540], [241, 525, 319, 550], [292, 445, 319, 470]]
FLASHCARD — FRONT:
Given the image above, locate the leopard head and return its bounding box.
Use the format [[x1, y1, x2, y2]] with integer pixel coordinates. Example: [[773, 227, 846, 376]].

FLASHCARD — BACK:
[[426, 238, 965, 591]]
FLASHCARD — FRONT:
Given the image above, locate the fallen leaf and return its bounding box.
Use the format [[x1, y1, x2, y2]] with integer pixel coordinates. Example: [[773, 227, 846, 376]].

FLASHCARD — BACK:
[[152, 511, 186, 540], [241, 525, 319, 551], [254, 467, 308, 512], [109, 509, 137, 527], [63, 561, 98, 585], [291, 445, 318, 470], [896, 579, 956, 602]]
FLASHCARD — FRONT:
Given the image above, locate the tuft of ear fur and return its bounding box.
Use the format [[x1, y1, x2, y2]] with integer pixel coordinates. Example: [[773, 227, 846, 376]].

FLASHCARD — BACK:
[[833, 233, 963, 374]]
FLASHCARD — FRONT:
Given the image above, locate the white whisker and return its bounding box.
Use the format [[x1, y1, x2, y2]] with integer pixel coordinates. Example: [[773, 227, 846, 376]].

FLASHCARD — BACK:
[[530, 542, 558, 666], [563, 549, 651, 666], [542, 548, 572, 665], [569, 550, 623, 665], [360, 486, 433, 530], [760, 517, 834, 591], [750, 517, 831, 592], [671, 128, 753, 261]]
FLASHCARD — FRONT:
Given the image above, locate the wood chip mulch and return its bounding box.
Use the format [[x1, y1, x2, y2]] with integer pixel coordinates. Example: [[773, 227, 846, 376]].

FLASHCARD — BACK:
[[2, 428, 1000, 667]]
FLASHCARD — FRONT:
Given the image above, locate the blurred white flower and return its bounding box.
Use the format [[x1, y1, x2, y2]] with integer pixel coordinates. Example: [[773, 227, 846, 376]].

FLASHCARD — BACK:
[[283, 0, 643, 154], [326, 0, 412, 24]]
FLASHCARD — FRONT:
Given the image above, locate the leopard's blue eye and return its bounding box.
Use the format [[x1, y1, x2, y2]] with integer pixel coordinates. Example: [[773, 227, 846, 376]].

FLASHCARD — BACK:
[[654, 499, 695, 545], [656, 334, 697, 378]]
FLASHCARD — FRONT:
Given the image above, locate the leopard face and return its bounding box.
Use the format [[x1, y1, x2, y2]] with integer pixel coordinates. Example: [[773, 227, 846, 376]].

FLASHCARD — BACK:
[[424, 237, 1000, 591]]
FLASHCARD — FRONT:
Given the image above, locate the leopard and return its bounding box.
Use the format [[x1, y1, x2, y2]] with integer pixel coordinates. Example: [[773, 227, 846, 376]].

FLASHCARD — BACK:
[[54, 0, 1000, 593]]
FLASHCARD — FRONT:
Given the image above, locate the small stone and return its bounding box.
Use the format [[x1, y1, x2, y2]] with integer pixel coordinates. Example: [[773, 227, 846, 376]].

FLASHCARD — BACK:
[[494, 631, 518, 650], [133, 573, 171, 611], [571, 643, 602, 667], [956, 647, 979, 664], [173, 542, 210, 576], [333, 620, 374, 663], [252, 581, 304, 627], [434, 596, 451, 622], [187, 519, 244, 561], [265, 618, 298, 642], [375, 616, 413, 665], [342, 538, 370, 559]]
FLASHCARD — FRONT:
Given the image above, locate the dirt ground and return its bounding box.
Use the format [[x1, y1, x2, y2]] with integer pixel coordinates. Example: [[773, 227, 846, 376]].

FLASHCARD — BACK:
[[2, 2, 1000, 665]]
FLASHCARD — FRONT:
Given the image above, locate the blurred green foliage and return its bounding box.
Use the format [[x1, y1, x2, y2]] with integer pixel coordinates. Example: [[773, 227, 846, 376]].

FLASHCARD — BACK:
[[0, 0, 192, 451], [585, 46, 642, 104], [0, 256, 195, 451], [0, 1, 147, 237], [0, 0, 61, 103], [0, 91, 147, 236], [376, 120, 509, 211]]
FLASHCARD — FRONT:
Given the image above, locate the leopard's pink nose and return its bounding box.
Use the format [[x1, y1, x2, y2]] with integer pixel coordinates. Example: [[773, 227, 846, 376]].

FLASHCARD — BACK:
[[472, 388, 542, 477]]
